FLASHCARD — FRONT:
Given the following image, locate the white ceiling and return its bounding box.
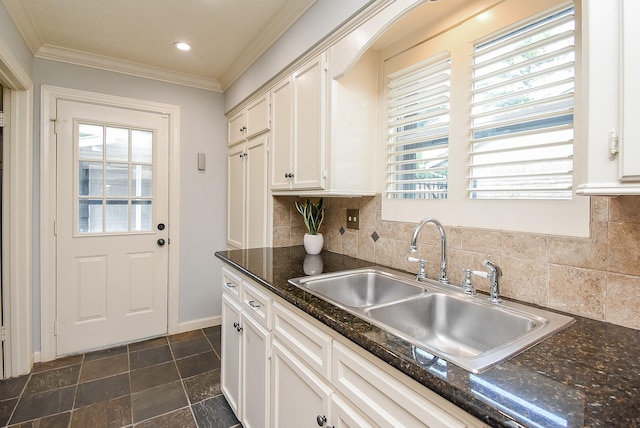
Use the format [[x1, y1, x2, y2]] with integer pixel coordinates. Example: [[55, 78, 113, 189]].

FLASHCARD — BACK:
[[2, 0, 317, 91], [3, 0, 496, 93]]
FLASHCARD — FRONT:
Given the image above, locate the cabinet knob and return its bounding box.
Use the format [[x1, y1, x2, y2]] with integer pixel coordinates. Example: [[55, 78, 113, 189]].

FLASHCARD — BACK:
[[316, 415, 327, 426], [233, 321, 243, 332], [284, 172, 295, 178]]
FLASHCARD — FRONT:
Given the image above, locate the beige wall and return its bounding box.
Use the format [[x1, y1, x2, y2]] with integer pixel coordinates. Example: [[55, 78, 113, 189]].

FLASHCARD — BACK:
[[273, 195, 640, 331]]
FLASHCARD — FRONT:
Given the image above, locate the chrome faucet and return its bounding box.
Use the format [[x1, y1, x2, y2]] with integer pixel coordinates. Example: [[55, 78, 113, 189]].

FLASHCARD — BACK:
[[482, 260, 502, 303], [409, 218, 448, 284]]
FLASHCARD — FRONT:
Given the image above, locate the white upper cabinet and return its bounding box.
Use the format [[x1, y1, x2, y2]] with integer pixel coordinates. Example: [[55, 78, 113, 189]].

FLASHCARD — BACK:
[[577, 0, 640, 195], [270, 77, 294, 190], [270, 50, 378, 196], [271, 53, 327, 191], [228, 92, 271, 147], [227, 134, 268, 250]]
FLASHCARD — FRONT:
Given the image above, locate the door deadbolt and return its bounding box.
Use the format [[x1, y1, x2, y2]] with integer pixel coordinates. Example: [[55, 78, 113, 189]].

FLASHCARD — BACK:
[[157, 223, 165, 231]]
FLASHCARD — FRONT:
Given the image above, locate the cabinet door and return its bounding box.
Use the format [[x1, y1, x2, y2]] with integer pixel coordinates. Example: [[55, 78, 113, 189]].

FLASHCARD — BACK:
[[620, 0, 640, 181], [272, 340, 332, 428], [331, 394, 377, 428], [242, 313, 271, 428], [292, 53, 326, 190], [221, 294, 243, 418], [246, 93, 271, 139], [228, 111, 246, 146], [245, 136, 268, 249], [227, 145, 245, 249], [271, 77, 293, 190]]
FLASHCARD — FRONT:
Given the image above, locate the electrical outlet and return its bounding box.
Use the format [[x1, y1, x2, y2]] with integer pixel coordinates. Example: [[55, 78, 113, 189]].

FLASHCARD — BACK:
[[346, 209, 360, 230]]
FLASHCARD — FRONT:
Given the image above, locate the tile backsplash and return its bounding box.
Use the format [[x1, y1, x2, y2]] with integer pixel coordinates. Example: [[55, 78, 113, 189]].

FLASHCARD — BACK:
[[273, 194, 640, 331]]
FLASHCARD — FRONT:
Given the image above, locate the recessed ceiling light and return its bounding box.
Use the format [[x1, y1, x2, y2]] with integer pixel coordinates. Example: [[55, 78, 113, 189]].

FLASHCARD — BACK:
[[174, 42, 191, 51]]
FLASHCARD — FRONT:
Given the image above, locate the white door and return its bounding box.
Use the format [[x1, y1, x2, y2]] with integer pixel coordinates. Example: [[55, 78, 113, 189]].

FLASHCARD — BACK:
[[56, 99, 169, 356]]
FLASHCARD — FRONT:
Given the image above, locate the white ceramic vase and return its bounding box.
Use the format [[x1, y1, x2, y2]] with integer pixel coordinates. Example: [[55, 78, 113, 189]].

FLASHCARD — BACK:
[[303, 233, 324, 255]]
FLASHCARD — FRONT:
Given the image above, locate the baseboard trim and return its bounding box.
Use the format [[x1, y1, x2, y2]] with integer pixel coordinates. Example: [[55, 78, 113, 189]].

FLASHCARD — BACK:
[[177, 316, 221, 334]]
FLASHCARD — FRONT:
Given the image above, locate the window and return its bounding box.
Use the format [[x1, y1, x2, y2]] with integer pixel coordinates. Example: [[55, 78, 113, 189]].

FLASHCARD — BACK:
[[387, 52, 450, 200], [381, 0, 589, 237], [77, 123, 154, 234], [470, 7, 575, 200]]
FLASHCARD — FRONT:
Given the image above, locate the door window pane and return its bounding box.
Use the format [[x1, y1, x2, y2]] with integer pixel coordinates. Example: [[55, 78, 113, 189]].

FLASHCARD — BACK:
[[78, 199, 103, 233], [106, 199, 129, 232], [131, 165, 152, 197], [78, 162, 103, 196], [78, 124, 103, 160], [132, 130, 153, 163], [106, 163, 129, 196], [106, 127, 129, 161], [77, 122, 154, 234], [131, 199, 152, 231]]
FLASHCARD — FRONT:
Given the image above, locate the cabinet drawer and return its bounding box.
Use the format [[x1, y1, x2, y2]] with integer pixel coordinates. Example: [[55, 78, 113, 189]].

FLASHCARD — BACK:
[[333, 342, 481, 428], [222, 268, 242, 301], [242, 279, 272, 329], [273, 301, 333, 380]]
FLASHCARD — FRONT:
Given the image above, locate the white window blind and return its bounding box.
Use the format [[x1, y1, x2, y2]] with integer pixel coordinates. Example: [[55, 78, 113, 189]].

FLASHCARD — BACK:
[[387, 52, 450, 200], [470, 7, 575, 200]]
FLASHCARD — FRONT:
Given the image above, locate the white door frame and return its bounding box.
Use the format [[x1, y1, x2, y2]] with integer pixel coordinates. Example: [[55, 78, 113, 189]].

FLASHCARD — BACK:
[[40, 85, 181, 362], [0, 38, 34, 378]]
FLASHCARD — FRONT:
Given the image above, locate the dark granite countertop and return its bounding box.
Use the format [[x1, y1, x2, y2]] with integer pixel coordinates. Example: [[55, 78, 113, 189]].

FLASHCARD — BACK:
[[215, 247, 640, 428]]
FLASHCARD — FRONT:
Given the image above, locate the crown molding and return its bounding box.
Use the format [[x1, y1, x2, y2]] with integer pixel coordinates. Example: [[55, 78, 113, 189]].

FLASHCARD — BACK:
[[0, 37, 32, 89], [219, 0, 317, 91], [2, 0, 43, 55], [36, 45, 222, 92]]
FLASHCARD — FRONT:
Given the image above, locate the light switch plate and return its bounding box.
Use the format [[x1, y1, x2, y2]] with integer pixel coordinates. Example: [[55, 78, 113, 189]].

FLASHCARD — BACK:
[[347, 209, 360, 230]]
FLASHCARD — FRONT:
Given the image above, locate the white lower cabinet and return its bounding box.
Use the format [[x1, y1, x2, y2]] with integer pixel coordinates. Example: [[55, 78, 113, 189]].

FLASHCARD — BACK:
[[333, 342, 477, 428], [221, 293, 242, 416], [271, 340, 333, 428], [242, 314, 270, 428], [221, 269, 272, 428], [331, 394, 376, 428], [221, 266, 486, 428]]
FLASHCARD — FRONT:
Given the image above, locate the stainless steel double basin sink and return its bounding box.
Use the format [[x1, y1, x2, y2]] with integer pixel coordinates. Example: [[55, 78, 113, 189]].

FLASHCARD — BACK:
[[289, 267, 574, 373]]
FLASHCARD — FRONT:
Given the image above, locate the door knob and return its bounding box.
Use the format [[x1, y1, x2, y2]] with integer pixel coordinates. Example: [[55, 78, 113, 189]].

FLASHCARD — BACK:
[[157, 238, 166, 246]]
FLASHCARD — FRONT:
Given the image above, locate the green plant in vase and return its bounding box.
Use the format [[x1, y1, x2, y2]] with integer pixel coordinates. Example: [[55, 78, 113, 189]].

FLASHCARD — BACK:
[[295, 198, 325, 254]]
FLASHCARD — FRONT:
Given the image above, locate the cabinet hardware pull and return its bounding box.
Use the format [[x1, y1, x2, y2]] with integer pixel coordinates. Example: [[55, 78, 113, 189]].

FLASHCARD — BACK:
[[225, 282, 236, 289], [608, 129, 619, 160], [248, 300, 260, 309]]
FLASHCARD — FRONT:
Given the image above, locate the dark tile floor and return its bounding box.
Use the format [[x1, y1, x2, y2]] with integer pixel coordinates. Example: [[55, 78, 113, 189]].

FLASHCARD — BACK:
[[0, 326, 242, 428]]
